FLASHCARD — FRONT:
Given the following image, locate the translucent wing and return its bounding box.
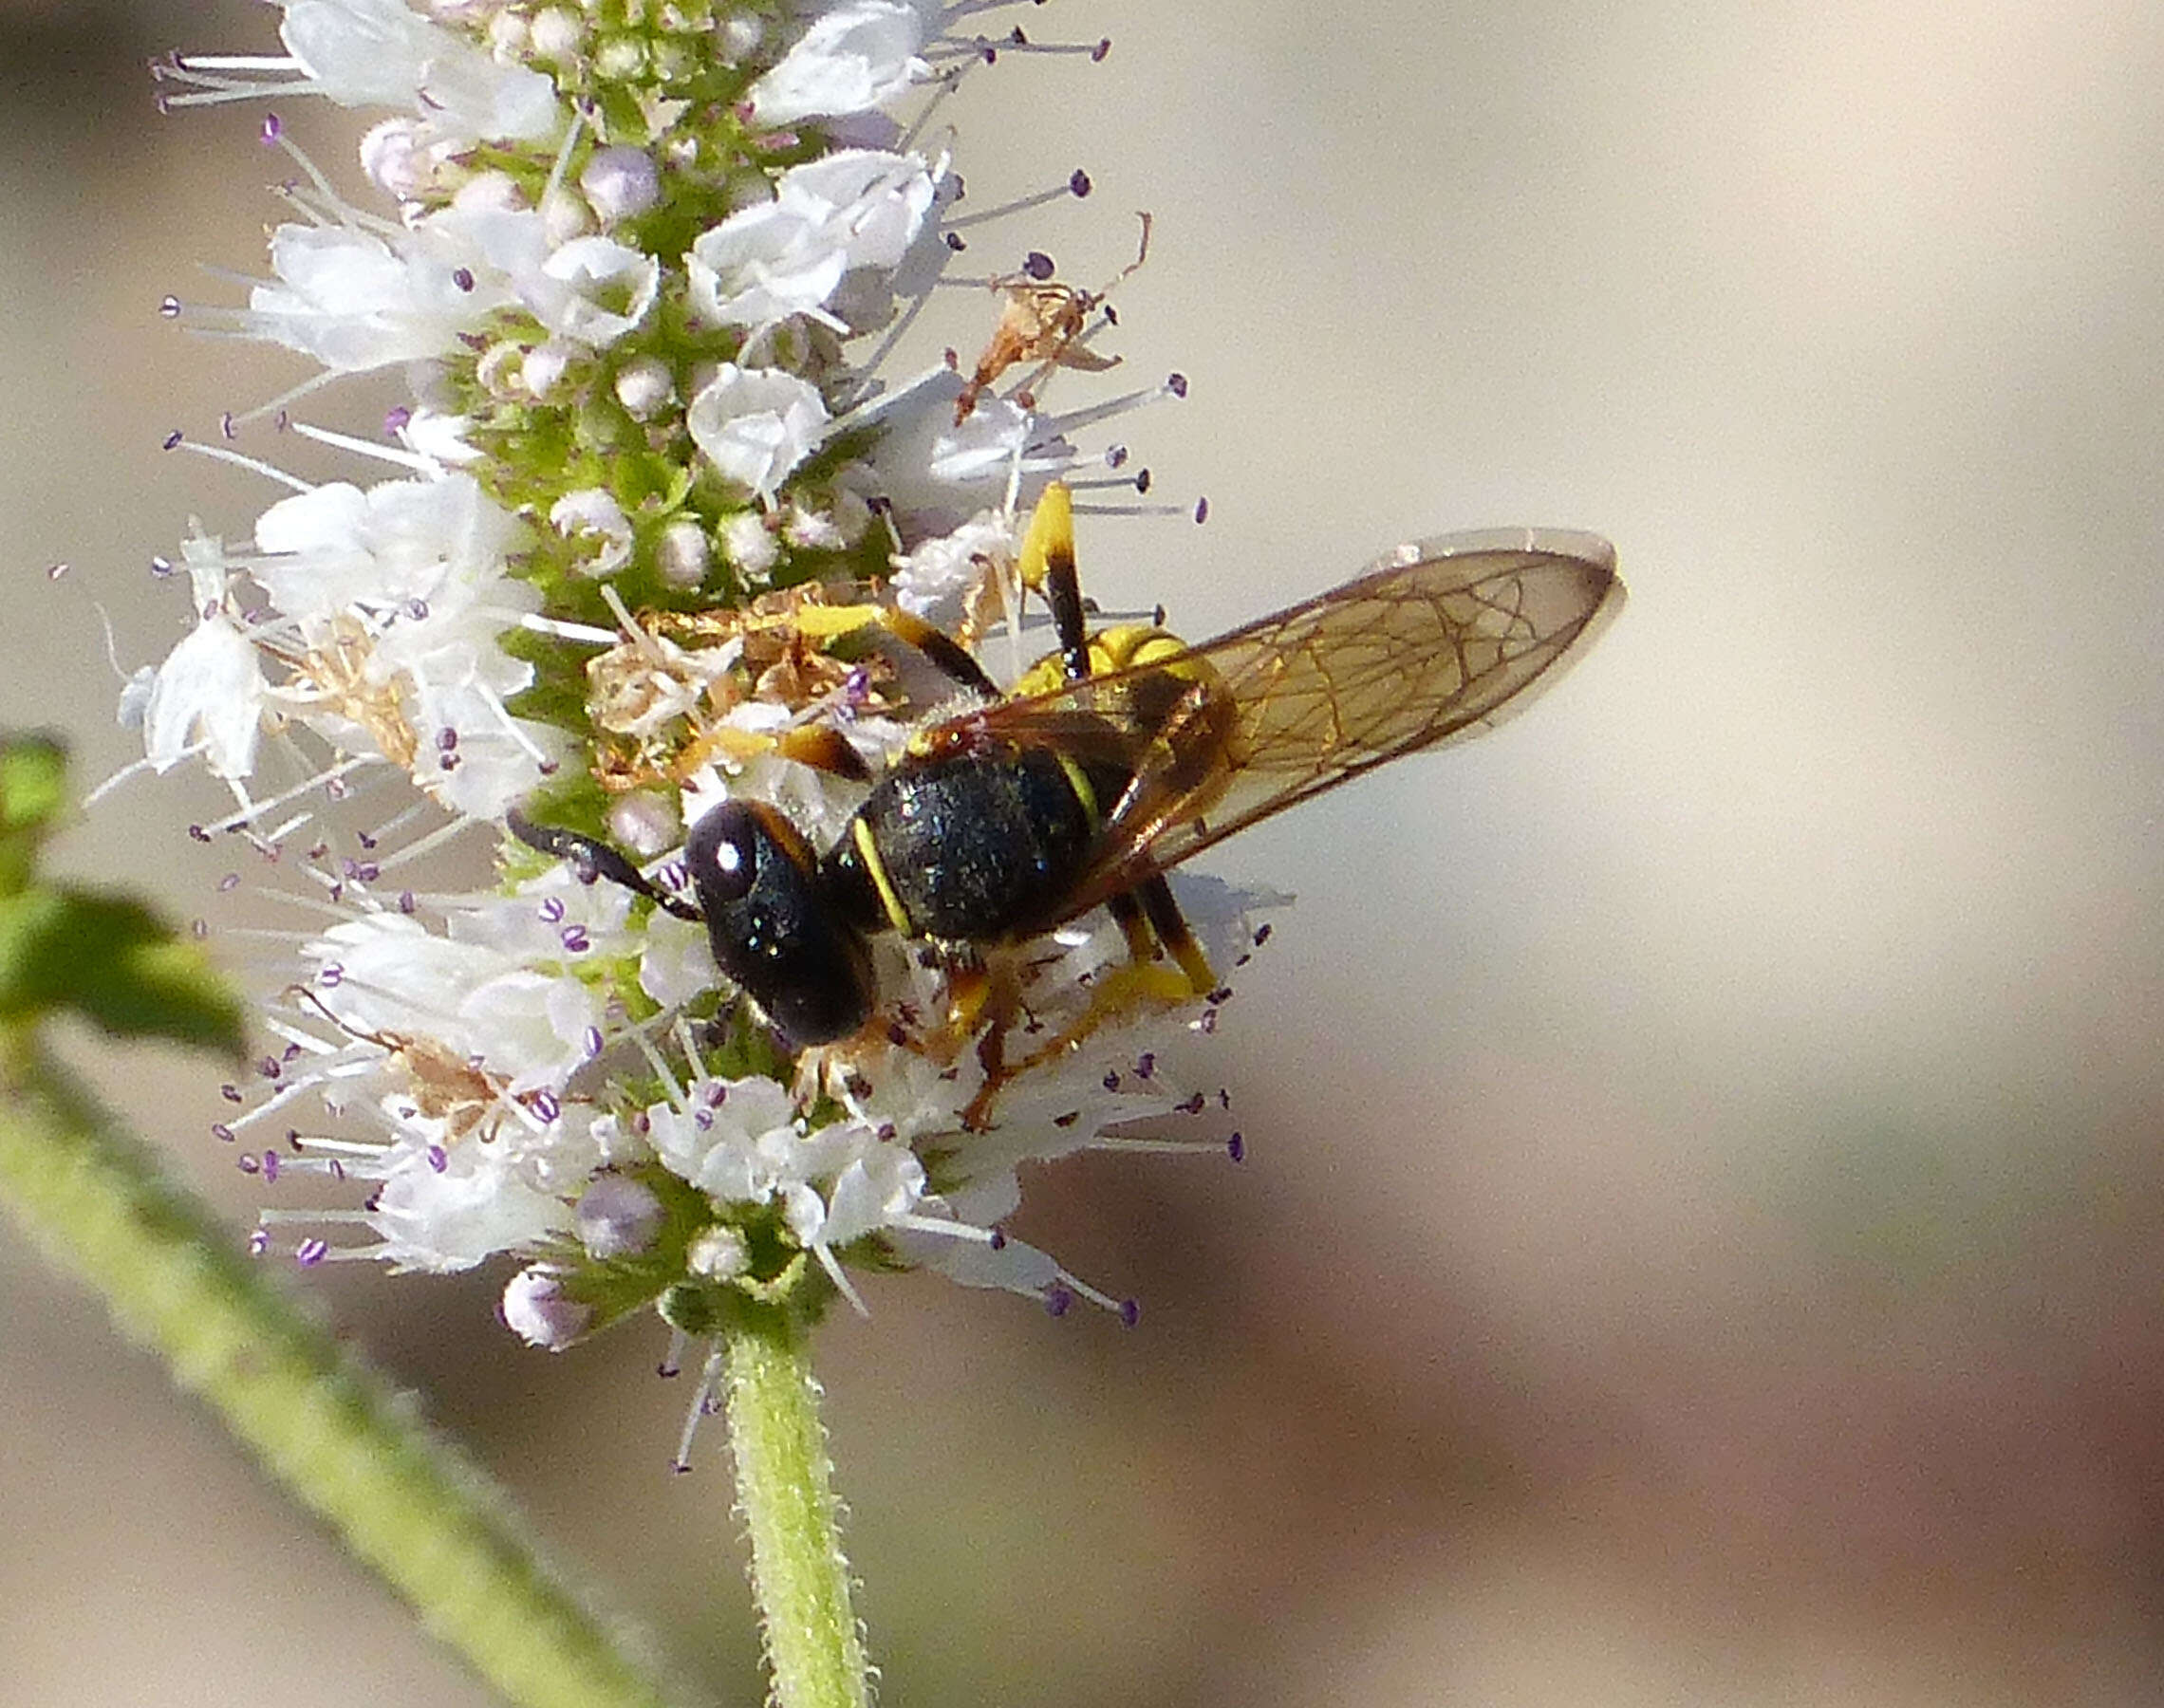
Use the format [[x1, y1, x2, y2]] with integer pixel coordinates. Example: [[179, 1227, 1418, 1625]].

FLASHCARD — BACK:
[[931, 528, 1623, 919]]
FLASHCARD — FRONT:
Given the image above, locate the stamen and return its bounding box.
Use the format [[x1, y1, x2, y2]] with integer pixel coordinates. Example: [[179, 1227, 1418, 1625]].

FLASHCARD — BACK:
[[198, 754, 382, 836], [942, 173, 1092, 232], [166, 436, 315, 494], [287, 419, 438, 475], [672, 1344, 726, 1472], [813, 1244, 871, 1317]]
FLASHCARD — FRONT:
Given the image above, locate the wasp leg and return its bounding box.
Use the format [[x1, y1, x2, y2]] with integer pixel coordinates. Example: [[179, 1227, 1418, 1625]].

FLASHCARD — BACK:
[[1017, 480, 1091, 680], [784, 600, 1002, 700], [764, 723, 875, 782], [950, 956, 1032, 1131], [988, 879, 1217, 1092], [1135, 874, 1217, 995]]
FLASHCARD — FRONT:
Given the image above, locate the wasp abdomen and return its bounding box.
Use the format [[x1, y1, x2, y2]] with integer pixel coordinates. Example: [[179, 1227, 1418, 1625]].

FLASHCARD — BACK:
[[840, 749, 1123, 942]]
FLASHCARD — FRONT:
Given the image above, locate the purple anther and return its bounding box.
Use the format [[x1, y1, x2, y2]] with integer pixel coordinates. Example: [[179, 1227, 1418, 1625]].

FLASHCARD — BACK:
[[1068, 168, 1091, 197], [1134, 468, 1152, 494], [988, 1228, 1007, 1251], [328, 1160, 345, 1182], [261, 1150, 280, 1183], [1194, 496, 1211, 525], [1105, 443, 1129, 469], [438, 752, 460, 772], [260, 112, 282, 143], [296, 1238, 328, 1268], [211, 1123, 234, 1143], [1226, 1132, 1246, 1162], [218, 871, 240, 892], [1166, 372, 1189, 399], [1102, 1069, 1121, 1091], [406, 598, 430, 621], [249, 1228, 270, 1256], [703, 1080, 729, 1106], [561, 925, 590, 954], [427, 1144, 448, 1173], [319, 963, 344, 986], [384, 405, 412, 433], [220, 412, 237, 440], [399, 891, 417, 914], [1135, 1051, 1156, 1080], [1045, 1285, 1073, 1318], [159, 296, 181, 319], [188, 824, 210, 843], [539, 897, 566, 923], [150, 554, 175, 575], [452, 267, 476, 291], [162, 429, 184, 451], [1119, 1299, 1141, 1327], [221, 1084, 244, 1105], [584, 1026, 606, 1060], [694, 1107, 714, 1131], [532, 1090, 561, 1123], [1023, 250, 1054, 280], [436, 726, 458, 751], [1091, 37, 1111, 62], [943, 231, 966, 251], [237, 1154, 260, 1176], [259, 1056, 281, 1080]]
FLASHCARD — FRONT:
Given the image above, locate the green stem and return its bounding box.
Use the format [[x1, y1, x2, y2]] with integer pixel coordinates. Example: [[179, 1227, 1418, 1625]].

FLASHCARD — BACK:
[[721, 1302, 869, 1708], [0, 1034, 686, 1708]]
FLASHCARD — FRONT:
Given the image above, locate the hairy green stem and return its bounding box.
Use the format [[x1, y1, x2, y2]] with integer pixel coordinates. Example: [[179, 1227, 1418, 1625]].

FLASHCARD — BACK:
[[0, 1034, 685, 1708], [721, 1303, 868, 1708]]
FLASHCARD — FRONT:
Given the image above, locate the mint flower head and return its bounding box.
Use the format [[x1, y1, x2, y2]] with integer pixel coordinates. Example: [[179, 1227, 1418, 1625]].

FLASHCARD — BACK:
[[126, 0, 1256, 1452]]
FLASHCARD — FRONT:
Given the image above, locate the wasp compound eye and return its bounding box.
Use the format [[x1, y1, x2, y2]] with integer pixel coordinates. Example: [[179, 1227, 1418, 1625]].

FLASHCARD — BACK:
[[683, 801, 875, 1047]]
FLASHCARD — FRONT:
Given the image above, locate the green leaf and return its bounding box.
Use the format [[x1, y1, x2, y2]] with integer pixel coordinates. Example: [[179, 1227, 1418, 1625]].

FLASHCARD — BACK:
[[0, 887, 247, 1060], [0, 734, 69, 895], [0, 735, 245, 1059]]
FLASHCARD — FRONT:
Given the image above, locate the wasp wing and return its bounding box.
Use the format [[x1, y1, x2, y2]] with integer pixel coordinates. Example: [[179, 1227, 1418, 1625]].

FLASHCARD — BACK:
[[938, 529, 1623, 919]]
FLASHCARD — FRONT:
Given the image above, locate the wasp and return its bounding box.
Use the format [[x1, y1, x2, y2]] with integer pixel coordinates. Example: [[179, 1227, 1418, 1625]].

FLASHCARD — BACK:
[[514, 485, 1621, 1114]]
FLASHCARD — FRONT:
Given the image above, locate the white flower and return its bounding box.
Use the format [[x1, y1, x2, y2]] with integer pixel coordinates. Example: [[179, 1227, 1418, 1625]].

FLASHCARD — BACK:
[[142, 611, 270, 779], [687, 363, 832, 501], [245, 219, 513, 373], [279, 0, 559, 140], [890, 509, 1017, 622], [537, 235, 661, 346], [503, 1266, 592, 1348], [747, 1, 929, 125], [252, 472, 524, 620], [306, 911, 603, 1094], [549, 487, 635, 575], [368, 1127, 575, 1272], [685, 149, 937, 332]]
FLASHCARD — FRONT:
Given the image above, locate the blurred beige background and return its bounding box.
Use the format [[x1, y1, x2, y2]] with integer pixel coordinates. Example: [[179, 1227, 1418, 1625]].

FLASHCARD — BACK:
[[7, 1, 2164, 1703]]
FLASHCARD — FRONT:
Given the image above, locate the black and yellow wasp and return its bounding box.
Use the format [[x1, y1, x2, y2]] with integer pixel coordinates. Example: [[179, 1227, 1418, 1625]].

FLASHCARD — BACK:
[[515, 484, 1621, 1105]]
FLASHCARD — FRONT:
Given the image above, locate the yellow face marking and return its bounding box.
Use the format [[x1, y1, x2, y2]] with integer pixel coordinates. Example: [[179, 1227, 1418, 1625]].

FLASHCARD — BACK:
[[851, 817, 914, 937]]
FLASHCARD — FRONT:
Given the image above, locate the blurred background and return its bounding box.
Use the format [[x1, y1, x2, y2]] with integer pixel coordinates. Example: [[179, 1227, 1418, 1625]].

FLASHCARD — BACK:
[[6, 0, 2164, 1702]]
